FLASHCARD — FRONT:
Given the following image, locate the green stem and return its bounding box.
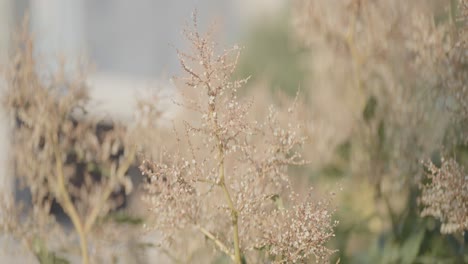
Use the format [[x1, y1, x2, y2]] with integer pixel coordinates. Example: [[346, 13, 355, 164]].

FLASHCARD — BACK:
[[209, 92, 241, 264], [197, 225, 235, 260], [218, 144, 242, 264]]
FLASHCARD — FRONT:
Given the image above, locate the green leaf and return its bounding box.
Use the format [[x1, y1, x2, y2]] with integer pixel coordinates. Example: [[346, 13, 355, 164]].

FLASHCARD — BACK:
[[109, 212, 144, 225], [400, 229, 425, 264], [267, 194, 280, 202], [377, 121, 385, 148], [336, 140, 351, 161], [33, 237, 69, 264], [380, 241, 400, 264], [321, 164, 345, 177], [363, 96, 378, 122]]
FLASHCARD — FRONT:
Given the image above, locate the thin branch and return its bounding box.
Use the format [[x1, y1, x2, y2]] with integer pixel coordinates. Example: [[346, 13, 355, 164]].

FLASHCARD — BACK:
[[196, 225, 235, 261], [51, 135, 89, 264], [84, 145, 136, 233]]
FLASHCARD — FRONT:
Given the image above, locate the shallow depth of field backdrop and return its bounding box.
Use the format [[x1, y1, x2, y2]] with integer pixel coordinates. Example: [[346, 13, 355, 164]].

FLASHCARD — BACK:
[[0, 0, 467, 264]]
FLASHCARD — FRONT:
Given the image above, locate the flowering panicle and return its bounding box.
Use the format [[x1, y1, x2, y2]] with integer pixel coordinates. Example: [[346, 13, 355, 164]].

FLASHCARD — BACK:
[[419, 158, 467, 234], [140, 13, 337, 263]]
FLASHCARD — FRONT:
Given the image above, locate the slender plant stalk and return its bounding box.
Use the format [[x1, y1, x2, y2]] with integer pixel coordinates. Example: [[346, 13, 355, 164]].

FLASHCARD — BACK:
[[345, 9, 364, 98], [196, 225, 235, 260], [218, 143, 242, 264], [209, 97, 242, 263], [52, 138, 89, 264], [84, 145, 136, 232]]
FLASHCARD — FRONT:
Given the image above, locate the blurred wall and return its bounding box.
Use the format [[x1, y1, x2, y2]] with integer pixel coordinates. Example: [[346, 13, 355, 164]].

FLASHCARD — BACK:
[[83, 0, 237, 76], [0, 0, 11, 65], [9, 0, 285, 77], [0, 0, 13, 199], [31, 0, 85, 73]]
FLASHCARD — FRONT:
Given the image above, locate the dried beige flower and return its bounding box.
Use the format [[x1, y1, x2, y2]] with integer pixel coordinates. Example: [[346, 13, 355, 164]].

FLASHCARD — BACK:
[[1, 23, 138, 264], [140, 13, 337, 263], [419, 158, 468, 234]]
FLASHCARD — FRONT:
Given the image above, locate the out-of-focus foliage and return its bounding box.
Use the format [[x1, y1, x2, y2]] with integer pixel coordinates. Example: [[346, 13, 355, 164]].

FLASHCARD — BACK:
[[1, 1, 466, 263], [288, 0, 467, 263], [0, 22, 150, 264], [234, 12, 308, 97]]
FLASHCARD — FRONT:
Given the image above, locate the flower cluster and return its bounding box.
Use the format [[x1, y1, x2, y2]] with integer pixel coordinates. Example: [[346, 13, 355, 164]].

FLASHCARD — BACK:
[[419, 158, 467, 234], [253, 192, 337, 263], [140, 13, 336, 263]]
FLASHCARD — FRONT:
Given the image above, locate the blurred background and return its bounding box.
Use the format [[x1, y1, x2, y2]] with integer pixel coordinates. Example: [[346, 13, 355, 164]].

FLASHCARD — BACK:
[[0, 0, 286, 75], [0, 0, 294, 122], [0, 0, 288, 186], [0, 0, 467, 263]]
